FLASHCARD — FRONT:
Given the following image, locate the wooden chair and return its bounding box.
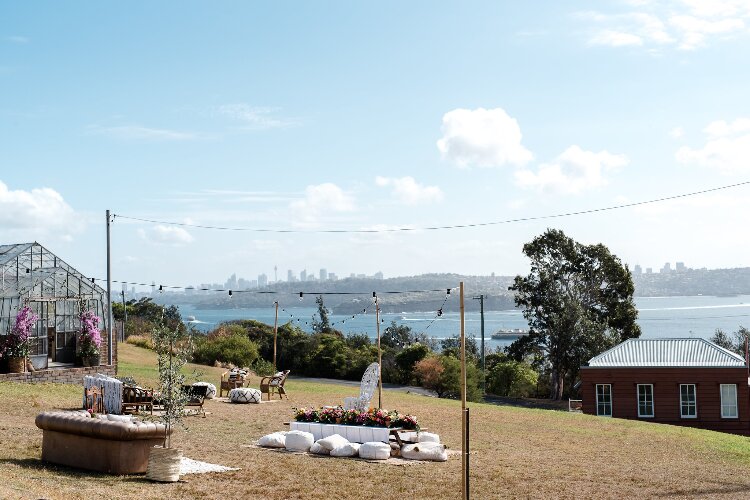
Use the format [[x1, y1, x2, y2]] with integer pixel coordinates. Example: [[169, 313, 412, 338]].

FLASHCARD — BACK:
[[260, 370, 290, 401], [121, 386, 154, 415], [84, 385, 105, 414], [219, 371, 246, 397], [182, 384, 208, 417]]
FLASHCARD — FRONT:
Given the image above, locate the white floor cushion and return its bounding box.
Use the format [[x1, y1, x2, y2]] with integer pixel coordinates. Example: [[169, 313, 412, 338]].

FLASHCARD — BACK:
[[401, 442, 448, 462], [316, 434, 349, 451], [258, 432, 287, 448], [309, 442, 329, 455], [359, 442, 391, 460], [193, 382, 217, 399], [418, 432, 440, 443], [229, 387, 261, 404], [285, 430, 315, 452], [330, 442, 360, 458]]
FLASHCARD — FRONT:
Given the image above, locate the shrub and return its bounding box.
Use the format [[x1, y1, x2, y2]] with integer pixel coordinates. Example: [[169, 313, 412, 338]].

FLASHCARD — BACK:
[[487, 361, 538, 398], [193, 332, 260, 367], [414, 354, 482, 402], [252, 357, 275, 377], [126, 334, 154, 350], [395, 343, 430, 384]]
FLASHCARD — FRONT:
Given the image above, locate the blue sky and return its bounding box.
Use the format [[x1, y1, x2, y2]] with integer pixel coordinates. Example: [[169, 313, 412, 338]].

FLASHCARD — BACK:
[[2, 1, 750, 288]]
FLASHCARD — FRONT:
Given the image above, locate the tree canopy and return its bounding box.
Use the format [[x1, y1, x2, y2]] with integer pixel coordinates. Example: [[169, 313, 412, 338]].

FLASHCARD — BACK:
[[508, 228, 640, 400]]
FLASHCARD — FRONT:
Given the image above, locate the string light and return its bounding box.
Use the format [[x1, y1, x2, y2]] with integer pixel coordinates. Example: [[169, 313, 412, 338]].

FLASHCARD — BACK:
[[228, 290, 233, 297], [112, 180, 750, 234]]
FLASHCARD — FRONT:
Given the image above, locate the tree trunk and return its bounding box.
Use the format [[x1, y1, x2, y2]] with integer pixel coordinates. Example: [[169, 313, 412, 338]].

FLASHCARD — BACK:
[[549, 367, 564, 400]]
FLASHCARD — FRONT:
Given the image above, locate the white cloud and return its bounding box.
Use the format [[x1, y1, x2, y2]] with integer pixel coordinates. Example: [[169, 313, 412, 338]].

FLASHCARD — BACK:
[[670, 126, 684, 139], [437, 107, 533, 168], [0, 180, 81, 235], [514, 145, 628, 194], [216, 104, 299, 130], [676, 118, 750, 173], [375, 176, 444, 205], [579, 1, 750, 51], [90, 125, 198, 141], [138, 225, 194, 245], [290, 183, 355, 224]]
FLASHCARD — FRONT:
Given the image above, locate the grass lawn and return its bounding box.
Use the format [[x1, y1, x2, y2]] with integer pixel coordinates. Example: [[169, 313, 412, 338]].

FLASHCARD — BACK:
[[2, 343, 750, 499]]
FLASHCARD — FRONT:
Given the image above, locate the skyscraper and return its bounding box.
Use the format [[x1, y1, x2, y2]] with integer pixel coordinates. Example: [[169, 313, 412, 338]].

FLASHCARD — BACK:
[[300, 269, 307, 282], [320, 268, 328, 281]]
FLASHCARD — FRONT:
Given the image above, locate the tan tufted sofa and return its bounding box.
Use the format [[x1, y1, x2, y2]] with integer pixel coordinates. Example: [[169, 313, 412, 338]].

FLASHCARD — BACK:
[[35, 411, 172, 474]]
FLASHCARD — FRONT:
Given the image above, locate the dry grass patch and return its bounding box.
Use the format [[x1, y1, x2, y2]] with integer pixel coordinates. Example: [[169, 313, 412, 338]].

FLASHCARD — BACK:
[[1, 343, 750, 499]]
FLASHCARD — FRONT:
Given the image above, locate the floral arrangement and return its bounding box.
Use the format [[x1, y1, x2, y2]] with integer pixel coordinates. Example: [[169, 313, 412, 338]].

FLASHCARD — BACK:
[[293, 406, 419, 431], [0, 306, 38, 359], [78, 310, 102, 359]]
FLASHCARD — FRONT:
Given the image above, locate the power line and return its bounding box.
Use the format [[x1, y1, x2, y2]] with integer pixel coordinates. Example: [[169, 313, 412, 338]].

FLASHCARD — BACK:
[[112, 180, 750, 234]]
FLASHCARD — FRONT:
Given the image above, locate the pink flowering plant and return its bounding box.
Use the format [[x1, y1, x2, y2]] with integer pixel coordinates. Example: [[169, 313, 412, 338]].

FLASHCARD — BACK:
[[0, 306, 38, 359], [78, 310, 102, 359], [292, 406, 419, 431]]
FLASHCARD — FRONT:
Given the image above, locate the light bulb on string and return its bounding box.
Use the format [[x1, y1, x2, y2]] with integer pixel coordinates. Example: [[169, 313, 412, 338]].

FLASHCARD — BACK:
[[299, 292, 304, 301], [228, 290, 233, 297], [159, 285, 163, 293]]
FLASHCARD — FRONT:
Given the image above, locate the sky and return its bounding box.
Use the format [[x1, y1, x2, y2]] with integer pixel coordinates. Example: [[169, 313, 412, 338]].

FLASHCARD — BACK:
[[2, 1, 750, 289]]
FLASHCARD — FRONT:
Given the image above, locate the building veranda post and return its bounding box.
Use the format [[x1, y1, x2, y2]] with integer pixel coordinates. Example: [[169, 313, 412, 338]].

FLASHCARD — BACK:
[[0, 242, 116, 382], [580, 338, 750, 435]]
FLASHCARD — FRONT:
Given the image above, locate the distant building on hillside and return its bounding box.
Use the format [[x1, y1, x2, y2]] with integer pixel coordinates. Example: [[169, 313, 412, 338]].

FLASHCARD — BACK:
[[287, 270, 295, 282], [328, 272, 338, 281], [258, 273, 268, 287], [633, 265, 642, 275], [646, 267, 653, 274], [374, 271, 384, 280], [580, 338, 750, 435], [300, 269, 307, 282], [661, 262, 672, 273], [676, 262, 686, 272], [320, 268, 327, 281]]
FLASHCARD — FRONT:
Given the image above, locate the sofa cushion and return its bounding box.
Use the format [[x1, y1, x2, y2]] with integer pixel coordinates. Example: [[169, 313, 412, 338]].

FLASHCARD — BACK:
[[316, 433, 349, 451], [229, 387, 261, 404], [359, 441, 391, 460], [193, 382, 217, 399], [330, 442, 360, 457], [401, 442, 448, 462], [285, 430, 314, 452]]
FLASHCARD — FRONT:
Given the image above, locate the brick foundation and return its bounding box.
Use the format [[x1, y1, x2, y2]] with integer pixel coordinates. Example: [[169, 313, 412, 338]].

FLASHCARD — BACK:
[[0, 365, 116, 384]]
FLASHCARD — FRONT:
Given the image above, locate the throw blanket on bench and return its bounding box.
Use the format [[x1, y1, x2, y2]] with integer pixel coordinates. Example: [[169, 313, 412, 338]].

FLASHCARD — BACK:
[[83, 374, 123, 414]]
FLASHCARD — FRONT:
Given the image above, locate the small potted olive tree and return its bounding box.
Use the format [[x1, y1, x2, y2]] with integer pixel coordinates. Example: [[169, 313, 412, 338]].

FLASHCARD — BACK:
[[146, 323, 193, 482]]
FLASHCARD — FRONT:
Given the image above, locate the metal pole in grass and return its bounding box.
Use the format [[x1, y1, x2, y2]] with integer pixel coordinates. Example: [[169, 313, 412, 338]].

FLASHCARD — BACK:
[[375, 293, 382, 409], [273, 301, 279, 372], [460, 281, 467, 500]]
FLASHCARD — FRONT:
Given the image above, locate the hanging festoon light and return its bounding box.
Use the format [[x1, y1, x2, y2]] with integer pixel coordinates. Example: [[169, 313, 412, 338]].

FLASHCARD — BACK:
[[299, 292, 304, 301], [228, 290, 233, 297], [159, 285, 163, 293]]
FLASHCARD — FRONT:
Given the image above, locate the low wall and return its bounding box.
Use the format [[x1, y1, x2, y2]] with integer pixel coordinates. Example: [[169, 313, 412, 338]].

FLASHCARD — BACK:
[[0, 365, 116, 384]]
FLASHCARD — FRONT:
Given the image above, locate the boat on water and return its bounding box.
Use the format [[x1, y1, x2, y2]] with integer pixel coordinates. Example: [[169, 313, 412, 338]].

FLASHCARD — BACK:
[[186, 315, 197, 322], [491, 328, 529, 340]]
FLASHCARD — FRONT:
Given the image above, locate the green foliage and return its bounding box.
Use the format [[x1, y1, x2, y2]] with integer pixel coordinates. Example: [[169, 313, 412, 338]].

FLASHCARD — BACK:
[[413, 354, 482, 402], [441, 335, 480, 362], [395, 343, 430, 384], [193, 329, 260, 368], [252, 357, 275, 376], [487, 361, 538, 398], [113, 298, 184, 338], [509, 228, 640, 400], [382, 321, 412, 349], [312, 295, 336, 334], [710, 327, 750, 355], [152, 324, 194, 448]]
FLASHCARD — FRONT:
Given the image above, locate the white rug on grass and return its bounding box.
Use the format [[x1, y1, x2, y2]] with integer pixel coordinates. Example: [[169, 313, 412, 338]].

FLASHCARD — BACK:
[[180, 457, 240, 475]]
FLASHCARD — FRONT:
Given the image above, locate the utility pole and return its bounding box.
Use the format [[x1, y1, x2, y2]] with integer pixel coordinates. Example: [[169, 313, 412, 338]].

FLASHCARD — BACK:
[[273, 301, 279, 372], [472, 294, 486, 394], [375, 293, 382, 409], [106, 210, 113, 366]]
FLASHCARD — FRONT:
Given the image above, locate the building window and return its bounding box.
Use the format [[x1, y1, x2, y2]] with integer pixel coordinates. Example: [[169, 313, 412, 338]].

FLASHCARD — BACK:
[[637, 384, 654, 418], [596, 384, 612, 417], [680, 384, 697, 418], [720, 384, 738, 419]]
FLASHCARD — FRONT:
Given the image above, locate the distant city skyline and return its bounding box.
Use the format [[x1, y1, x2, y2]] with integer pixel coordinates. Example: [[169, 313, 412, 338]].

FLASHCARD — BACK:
[[3, 2, 750, 285]]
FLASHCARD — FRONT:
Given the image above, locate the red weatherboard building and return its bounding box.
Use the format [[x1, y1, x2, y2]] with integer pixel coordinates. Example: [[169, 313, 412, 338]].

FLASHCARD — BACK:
[[580, 339, 750, 435]]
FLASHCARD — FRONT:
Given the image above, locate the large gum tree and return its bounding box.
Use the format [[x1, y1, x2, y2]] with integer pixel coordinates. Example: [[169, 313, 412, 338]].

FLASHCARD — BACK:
[[509, 229, 640, 400]]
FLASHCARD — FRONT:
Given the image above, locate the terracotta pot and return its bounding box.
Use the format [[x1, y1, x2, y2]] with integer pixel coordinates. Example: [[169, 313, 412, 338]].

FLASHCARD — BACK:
[[146, 446, 182, 482], [7, 357, 25, 373]]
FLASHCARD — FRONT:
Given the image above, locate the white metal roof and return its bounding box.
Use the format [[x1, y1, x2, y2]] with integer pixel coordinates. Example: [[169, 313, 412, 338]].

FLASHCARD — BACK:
[[587, 338, 747, 368]]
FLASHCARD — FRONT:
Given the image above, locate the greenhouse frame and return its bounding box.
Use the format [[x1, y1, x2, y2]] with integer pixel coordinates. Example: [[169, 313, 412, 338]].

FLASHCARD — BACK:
[[0, 242, 111, 370]]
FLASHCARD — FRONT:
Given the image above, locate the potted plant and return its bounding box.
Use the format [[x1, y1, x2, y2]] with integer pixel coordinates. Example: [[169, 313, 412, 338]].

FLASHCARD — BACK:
[[0, 306, 38, 373], [146, 323, 193, 483], [77, 310, 102, 367]]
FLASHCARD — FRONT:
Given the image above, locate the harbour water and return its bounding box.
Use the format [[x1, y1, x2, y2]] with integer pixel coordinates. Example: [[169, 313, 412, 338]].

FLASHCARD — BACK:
[[176, 295, 750, 352]]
